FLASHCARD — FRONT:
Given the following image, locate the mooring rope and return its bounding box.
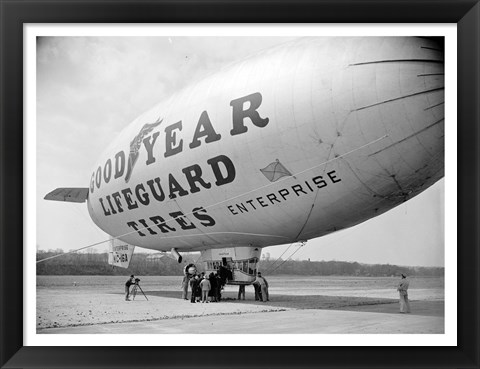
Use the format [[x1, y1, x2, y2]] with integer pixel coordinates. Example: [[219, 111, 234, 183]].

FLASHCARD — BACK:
[[267, 241, 307, 274]]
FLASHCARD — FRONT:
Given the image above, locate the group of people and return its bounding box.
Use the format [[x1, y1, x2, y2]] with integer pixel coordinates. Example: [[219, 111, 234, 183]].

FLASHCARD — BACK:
[[183, 271, 226, 303], [130, 271, 408, 313], [126, 268, 409, 315], [182, 270, 270, 303]]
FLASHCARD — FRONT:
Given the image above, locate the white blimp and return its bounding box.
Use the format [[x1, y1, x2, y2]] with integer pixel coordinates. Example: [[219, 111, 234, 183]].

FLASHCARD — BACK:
[[44, 37, 444, 285]]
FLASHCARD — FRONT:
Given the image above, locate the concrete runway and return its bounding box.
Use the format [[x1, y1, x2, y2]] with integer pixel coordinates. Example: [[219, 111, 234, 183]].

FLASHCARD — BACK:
[[41, 305, 443, 334]]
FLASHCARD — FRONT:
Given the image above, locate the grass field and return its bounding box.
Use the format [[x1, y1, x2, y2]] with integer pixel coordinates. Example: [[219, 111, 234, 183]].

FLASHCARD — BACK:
[[37, 274, 444, 289]]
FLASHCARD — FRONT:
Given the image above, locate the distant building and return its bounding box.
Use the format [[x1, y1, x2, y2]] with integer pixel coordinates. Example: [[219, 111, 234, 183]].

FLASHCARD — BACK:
[[146, 253, 166, 264]]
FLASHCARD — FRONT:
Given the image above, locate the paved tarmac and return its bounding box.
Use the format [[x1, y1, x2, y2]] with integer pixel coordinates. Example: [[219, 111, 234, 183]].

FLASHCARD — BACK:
[[38, 301, 444, 334], [41, 304, 443, 334]]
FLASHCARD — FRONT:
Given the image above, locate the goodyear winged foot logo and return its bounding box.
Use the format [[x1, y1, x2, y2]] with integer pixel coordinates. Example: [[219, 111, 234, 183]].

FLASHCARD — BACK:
[[125, 117, 163, 183]]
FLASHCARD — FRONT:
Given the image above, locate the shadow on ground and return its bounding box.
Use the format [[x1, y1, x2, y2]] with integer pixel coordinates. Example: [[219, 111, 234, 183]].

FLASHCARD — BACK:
[[126, 289, 443, 317]]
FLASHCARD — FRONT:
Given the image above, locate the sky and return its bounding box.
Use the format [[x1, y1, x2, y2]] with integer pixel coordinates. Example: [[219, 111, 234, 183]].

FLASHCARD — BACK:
[[36, 36, 446, 267]]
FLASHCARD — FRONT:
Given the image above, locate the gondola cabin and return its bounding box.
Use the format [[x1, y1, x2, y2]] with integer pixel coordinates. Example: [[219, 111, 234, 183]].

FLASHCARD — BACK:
[[201, 246, 261, 285]]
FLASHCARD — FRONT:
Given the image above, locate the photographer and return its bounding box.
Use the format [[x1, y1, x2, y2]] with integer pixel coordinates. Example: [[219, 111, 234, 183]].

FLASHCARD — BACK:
[[125, 274, 135, 301]]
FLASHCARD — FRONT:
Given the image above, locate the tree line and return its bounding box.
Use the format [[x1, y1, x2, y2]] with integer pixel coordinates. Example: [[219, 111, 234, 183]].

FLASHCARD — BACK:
[[36, 250, 444, 277]]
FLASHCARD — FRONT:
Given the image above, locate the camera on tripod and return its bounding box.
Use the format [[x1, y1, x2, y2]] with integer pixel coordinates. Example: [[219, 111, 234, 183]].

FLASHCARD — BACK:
[[130, 278, 148, 300]]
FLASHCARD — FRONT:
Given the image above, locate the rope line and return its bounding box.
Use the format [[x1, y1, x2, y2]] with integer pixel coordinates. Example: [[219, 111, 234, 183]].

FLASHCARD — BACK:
[[268, 241, 307, 274], [36, 241, 110, 263], [263, 242, 296, 273]]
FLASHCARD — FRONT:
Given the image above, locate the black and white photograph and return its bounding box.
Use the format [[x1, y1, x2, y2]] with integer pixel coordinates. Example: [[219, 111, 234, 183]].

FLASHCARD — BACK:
[[32, 28, 450, 342]]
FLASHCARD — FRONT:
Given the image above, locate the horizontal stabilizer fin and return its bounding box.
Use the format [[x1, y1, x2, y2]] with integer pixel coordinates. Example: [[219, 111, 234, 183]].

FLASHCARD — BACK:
[[44, 188, 89, 203]]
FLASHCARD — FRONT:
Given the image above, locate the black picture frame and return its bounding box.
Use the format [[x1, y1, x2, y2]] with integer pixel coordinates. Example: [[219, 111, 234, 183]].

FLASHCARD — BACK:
[[1, 1, 478, 368]]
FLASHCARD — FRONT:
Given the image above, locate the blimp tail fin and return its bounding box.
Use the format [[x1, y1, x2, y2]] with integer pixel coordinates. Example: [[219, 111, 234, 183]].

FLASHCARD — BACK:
[[108, 237, 136, 269], [44, 188, 89, 203]]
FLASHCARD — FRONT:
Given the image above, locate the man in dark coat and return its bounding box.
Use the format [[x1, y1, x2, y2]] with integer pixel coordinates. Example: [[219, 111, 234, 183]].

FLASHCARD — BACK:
[[208, 272, 217, 302], [190, 275, 200, 303], [125, 275, 135, 301], [215, 273, 223, 301], [253, 283, 262, 301]]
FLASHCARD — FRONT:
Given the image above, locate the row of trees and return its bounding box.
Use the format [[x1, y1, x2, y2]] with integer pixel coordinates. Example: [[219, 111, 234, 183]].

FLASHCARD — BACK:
[[36, 250, 444, 277]]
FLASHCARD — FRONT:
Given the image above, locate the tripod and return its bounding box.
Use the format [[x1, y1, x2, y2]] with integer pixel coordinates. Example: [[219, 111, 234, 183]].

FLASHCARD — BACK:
[[131, 282, 148, 301]]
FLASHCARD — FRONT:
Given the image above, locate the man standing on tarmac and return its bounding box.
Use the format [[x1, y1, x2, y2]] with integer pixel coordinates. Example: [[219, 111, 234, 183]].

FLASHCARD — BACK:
[[254, 272, 269, 302], [238, 284, 246, 300], [190, 275, 200, 303], [397, 273, 411, 313], [262, 274, 270, 301], [125, 274, 135, 301], [181, 274, 189, 300], [200, 275, 211, 303]]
